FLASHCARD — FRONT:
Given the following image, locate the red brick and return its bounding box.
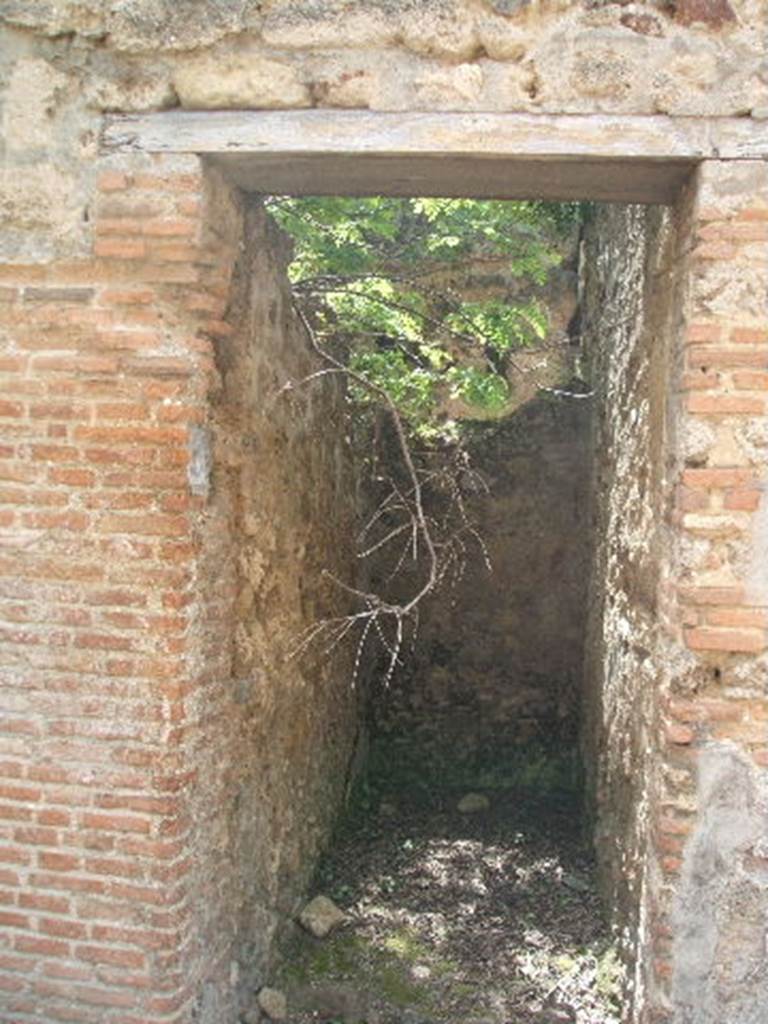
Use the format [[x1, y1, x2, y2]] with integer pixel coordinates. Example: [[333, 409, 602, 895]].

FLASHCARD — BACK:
[[142, 219, 196, 238], [37, 809, 71, 828], [687, 394, 765, 416], [146, 242, 200, 263], [80, 812, 151, 835], [96, 514, 188, 537], [681, 468, 755, 489], [712, 722, 767, 744], [98, 172, 130, 193], [724, 489, 762, 511], [733, 371, 768, 390], [95, 218, 146, 236], [132, 172, 201, 192], [0, 803, 33, 822], [15, 935, 70, 957], [48, 467, 96, 487], [19, 892, 69, 913], [737, 207, 768, 222], [95, 403, 148, 421], [32, 354, 120, 375], [38, 851, 80, 872], [100, 289, 156, 305], [657, 815, 692, 836], [22, 511, 89, 531], [667, 724, 695, 745], [688, 347, 768, 369], [93, 239, 146, 260], [693, 241, 738, 260], [75, 425, 185, 445], [30, 444, 79, 463], [123, 356, 194, 378], [13, 825, 59, 846], [679, 584, 745, 605], [43, 980, 138, 1008], [90, 923, 179, 951], [685, 626, 765, 653], [0, 909, 29, 929], [730, 327, 768, 344], [177, 196, 201, 216], [31, 872, 107, 896], [706, 606, 768, 629], [681, 370, 720, 391], [41, 916, 88, 939], [85, 589, 147, 608], [76, 945, 145, 969], [659, 856, 682, 875], [0, 783, 41, 803]]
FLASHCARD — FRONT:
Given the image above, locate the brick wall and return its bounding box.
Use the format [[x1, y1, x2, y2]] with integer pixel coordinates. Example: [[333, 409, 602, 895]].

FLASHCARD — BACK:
[[0, 157, 361, 1023], [581, 167, 768, 1023], [653, 161, 768, 1024]]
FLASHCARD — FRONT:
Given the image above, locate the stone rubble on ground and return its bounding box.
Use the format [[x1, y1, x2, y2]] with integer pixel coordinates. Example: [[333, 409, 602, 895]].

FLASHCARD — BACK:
[[257, 986, 288, 1021], [457, 792, 491, 813], [298, 894, 347, 938]]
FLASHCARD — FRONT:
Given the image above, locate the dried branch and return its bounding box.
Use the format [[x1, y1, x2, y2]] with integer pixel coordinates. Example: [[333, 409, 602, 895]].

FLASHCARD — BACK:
[[279, 301, 492, 689]]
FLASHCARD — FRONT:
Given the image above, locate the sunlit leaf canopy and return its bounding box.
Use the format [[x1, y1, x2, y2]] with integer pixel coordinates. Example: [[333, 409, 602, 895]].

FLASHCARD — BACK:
[[267, 195, 582, 440]]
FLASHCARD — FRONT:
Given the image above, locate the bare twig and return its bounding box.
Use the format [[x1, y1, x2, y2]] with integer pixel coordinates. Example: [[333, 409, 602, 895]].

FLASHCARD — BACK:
[[279, 301, 492, 690]]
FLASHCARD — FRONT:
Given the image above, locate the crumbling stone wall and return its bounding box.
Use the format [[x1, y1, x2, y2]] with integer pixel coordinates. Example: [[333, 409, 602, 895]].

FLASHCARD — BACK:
[[580, 202, 682, 1011], [378, 397, 592, 760], [1, 1, 767, 264]]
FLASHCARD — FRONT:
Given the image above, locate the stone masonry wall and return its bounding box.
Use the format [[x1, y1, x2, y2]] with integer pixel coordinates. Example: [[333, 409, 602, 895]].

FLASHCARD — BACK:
[[580, 202, 682, 1020], [1, 1, 767, 265], [378, 397, 592, 761]]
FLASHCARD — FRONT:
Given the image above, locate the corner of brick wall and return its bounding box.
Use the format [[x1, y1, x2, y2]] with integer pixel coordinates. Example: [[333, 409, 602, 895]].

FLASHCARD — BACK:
[[0, 152, 243, 1022], [646, 160, 768, 1024]]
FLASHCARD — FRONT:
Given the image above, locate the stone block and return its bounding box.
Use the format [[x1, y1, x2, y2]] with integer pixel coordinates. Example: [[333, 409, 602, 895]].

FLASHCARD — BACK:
[[173, 53, 310, 110]]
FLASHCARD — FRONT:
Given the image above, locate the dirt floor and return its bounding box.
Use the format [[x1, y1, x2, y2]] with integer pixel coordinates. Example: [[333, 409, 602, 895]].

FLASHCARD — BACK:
[[276, 747, 624, 1024]]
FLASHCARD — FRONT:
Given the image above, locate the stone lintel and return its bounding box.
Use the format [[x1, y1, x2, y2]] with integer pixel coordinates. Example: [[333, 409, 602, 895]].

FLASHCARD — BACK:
[[102, 111, 767, 204]]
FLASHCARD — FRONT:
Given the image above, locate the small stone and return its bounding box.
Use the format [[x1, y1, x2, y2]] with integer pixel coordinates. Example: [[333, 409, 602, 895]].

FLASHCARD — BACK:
[[173, 53, 310, 110], [241, 1009, 262, 1024], [561, 872, 591, 894], [298, 894, 347, 938], [414, 63, 484, 110], [673, 0, 736, 28], [257, 987, 287, 1022], [488, 0, 531, 14], [457, 793, 490, 813]]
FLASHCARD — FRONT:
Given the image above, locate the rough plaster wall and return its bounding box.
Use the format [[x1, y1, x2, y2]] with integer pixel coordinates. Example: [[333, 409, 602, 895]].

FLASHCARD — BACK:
[[670, 744, 768, 1024], [1, 1, 767, 263], [580, 202, 679, 1017], [379, 398, 592, 757], [183, 198, 361, 1020]]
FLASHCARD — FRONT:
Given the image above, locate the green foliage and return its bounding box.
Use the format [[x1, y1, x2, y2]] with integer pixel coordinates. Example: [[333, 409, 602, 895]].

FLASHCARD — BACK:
[[268, 195, 581, 439]]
